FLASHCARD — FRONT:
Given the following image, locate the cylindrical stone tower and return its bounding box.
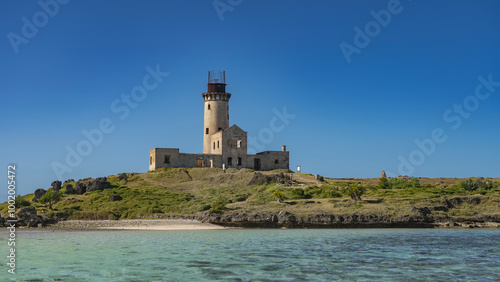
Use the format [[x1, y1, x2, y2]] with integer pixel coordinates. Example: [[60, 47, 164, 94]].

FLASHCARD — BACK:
[[203, 70, 231, 154]]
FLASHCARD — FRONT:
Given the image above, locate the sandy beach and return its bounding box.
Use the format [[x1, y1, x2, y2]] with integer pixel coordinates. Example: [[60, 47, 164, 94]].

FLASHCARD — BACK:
[[49, 219, 227, 230]]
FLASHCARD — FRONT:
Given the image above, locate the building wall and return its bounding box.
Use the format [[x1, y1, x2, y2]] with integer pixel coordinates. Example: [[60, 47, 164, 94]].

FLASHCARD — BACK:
[[210, 131, 223, 155], [150, 148, 289, 171], [247, 151, 290, 170], [222, 126, 247, 168], [150, 148, 224, 170]]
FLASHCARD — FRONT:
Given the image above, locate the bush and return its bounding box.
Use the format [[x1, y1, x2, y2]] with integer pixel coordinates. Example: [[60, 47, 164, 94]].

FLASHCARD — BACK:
[[209, 197, 228, 214], [342, 183, 366, 201], [14, 196, 31, 208], [379, 177, 421, 189], [272, 189, 285, 203], [378, 177, 390, 189], [460, 177, 495, 191]]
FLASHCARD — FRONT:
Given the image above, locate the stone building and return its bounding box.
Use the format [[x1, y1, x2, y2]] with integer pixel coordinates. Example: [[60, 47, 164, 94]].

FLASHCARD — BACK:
[[149, 71, 289, 171]]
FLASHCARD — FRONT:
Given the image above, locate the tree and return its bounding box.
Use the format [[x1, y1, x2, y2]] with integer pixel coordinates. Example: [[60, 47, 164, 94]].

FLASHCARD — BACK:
[[343, 183, 366, 202], [39, 190, 61, 210]]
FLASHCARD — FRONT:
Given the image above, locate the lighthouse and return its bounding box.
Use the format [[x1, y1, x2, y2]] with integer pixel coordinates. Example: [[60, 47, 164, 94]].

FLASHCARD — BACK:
[[202, 70, 231, 154]]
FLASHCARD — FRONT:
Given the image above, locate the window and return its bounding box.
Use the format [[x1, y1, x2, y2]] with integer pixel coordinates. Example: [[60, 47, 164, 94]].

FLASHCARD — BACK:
[[206, 128, 209, 135], [274, 159, 279, 164], [217, 141, 219, 148], [213, 142, 215, 149], [237, 157, 242, 166], [164, 155, 170, 164], [228, 157, 232, 166], [208, 104, 211, 110], [237, 140, 242, 148], [150, 156, 152, 165]]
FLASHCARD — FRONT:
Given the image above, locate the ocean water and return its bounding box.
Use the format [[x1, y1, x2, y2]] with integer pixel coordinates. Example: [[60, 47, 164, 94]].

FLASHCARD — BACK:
[[1, 229, 499, 281]]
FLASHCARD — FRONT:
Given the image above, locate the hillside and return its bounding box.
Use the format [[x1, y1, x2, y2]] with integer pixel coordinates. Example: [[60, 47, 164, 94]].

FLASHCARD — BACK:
[[2, 168, 500, 228]]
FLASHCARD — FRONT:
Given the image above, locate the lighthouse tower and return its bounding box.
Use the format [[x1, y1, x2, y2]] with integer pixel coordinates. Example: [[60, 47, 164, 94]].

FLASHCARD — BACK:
[[202, 70, 231, 154]]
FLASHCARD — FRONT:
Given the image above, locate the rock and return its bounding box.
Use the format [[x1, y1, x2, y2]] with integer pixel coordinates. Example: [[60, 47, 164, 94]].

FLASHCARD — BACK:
[[379, 170, 387, 178], [117, 173, 127, 181], [51, 180, 62, 191], [63, 179, 74, 185], [32, 189, 47, 203], [443, 197, 482, 208], [247, 172, 290, 186], [87, 177, 111, 192], [16, 206, 41, 227], [65, 184, 75, 194], [74, 182, 87, 194], [110, 195, 122, 201]]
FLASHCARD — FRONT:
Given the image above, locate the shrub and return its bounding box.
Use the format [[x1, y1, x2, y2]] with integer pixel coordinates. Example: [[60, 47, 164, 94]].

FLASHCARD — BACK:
[[343, 183, 366, 201], [460, 177, 494, 191], [378, 177, 390, 189], [381, 177, 421, 189], [14, 196, 31, 208], [272, 189, 285, 203], [209, 197, 228, 214]]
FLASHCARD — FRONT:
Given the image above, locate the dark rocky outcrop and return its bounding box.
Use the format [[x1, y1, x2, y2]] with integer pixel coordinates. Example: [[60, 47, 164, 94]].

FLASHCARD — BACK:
[[65, 184, 75, 194], [110, 195, 122, 201], [248, 172, 290, 186], [16, 206, 43, 227], [69, 177, 112, 194], [117, 173, 127, 181], [75, 182, 87, 194], [63, 179, 74, 185], [87, 177, 111, 192], [198, 211, 435, 228], [443, 196, 482, 208], [32, 189, 47, 203], [51, 180, 62, 192]]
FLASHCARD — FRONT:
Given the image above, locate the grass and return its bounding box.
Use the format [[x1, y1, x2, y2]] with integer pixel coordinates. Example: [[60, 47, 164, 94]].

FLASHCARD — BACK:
[[1, 169, 499, 221]]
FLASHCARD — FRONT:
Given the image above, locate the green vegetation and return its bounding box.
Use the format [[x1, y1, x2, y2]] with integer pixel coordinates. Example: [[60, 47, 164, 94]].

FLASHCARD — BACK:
[[378, 177, 421, 189], [39, 189, 61, 210], [1, 168, 499, 221]]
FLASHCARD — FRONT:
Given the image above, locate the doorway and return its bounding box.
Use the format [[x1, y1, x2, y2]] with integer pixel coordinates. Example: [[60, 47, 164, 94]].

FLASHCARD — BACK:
[[197, 158, 203, 168], [254, 158, 261, 170]]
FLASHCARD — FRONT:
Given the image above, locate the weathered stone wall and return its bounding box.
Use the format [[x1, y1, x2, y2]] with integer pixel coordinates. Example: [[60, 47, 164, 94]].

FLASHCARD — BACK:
[[150, 148, 224, 169], [222, 125, 247, 168]]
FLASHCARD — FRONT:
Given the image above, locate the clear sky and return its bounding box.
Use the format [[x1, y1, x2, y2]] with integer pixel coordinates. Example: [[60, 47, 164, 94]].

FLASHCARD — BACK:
[[1, 0, 499, 198]]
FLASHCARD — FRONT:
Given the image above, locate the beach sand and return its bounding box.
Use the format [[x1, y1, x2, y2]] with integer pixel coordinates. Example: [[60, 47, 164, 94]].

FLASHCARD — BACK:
[[49, 219, 227, 230]]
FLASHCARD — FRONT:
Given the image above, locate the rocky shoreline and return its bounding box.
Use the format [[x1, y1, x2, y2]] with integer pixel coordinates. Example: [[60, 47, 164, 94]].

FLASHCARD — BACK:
[[4, 206, 499, 230], [198, 211, 500, 229]]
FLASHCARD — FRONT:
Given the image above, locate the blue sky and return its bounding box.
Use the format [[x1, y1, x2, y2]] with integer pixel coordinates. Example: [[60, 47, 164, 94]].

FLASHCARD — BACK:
[[1, 0, 499, 197]]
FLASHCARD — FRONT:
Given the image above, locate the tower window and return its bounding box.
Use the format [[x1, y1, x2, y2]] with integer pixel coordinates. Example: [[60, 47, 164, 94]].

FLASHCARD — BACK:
[[217, 141, 219, 148], [237, 140, 242, 148], [237, 157, 242, 166], [206, 128, 209, 135], [275, 159, 279, 164], [208, 104, 211, 110], [164, 155, 170, 164], [150, 156, 152, 165], [213, 142, 215, 149], [228, 157, 232, 166]]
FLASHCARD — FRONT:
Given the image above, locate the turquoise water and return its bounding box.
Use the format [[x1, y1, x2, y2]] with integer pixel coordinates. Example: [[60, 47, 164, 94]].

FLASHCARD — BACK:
[[1, 229, 499, 281]]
